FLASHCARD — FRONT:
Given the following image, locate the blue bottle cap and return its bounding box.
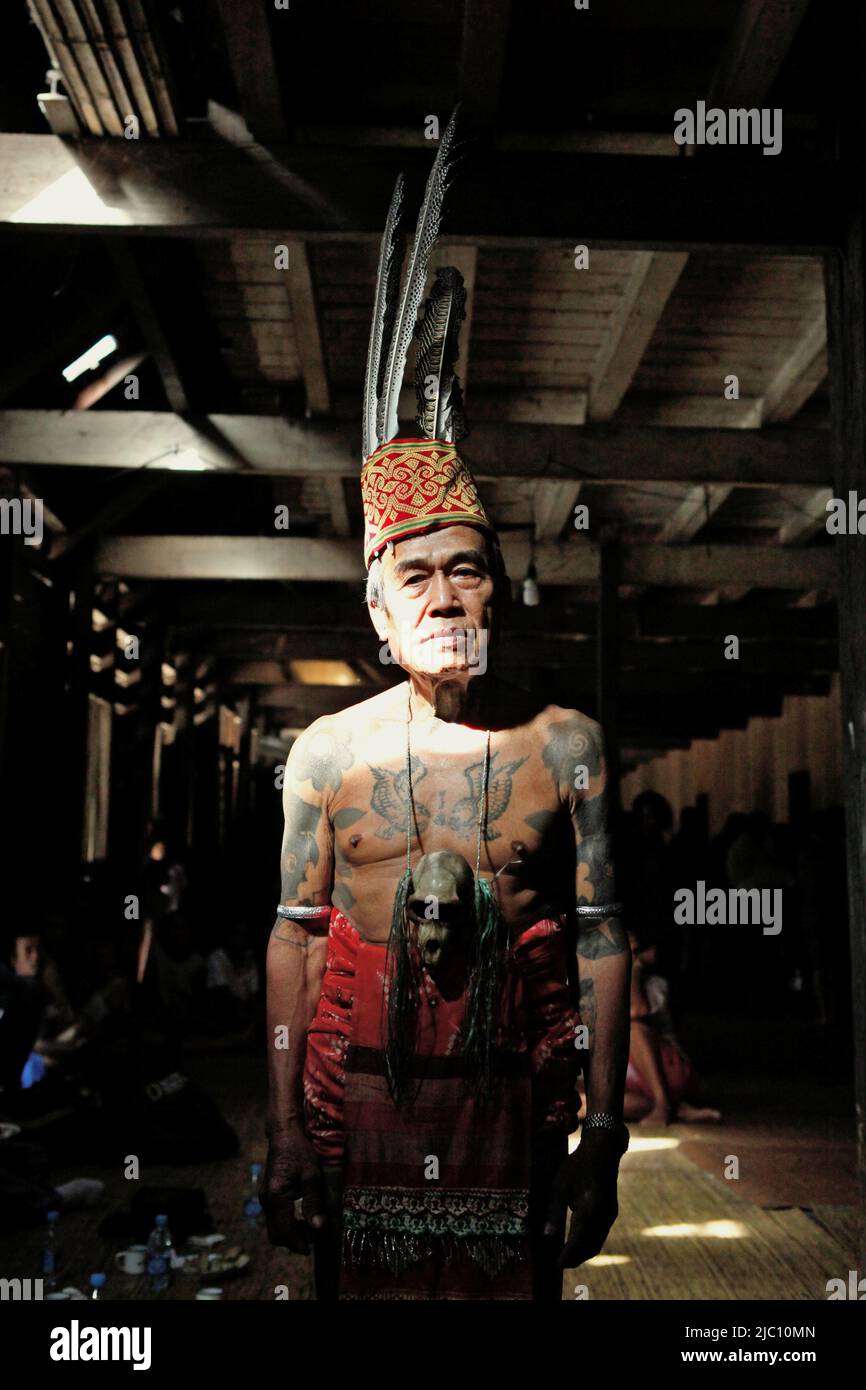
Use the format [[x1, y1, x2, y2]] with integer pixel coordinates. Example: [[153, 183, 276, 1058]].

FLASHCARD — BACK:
[[155, 1213, 168, 1226], [89, 1273, 107, 1288], [250, 1162, 263, 1178], [46, 1210, 60, 1224]]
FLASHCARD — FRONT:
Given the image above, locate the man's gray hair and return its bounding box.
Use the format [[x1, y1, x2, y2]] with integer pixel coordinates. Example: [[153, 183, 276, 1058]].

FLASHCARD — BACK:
[[365, 555, 385, 610]]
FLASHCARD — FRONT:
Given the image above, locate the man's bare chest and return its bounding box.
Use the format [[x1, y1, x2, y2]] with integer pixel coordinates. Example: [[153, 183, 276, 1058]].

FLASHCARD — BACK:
[[330, 728, 562, 874]]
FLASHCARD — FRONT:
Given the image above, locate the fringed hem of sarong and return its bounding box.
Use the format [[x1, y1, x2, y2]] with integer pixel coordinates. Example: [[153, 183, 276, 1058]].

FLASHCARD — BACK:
[[343, 1227, 530, 1280], [341, 1184, 530, 1279], [341, 1183, 528, 1232]]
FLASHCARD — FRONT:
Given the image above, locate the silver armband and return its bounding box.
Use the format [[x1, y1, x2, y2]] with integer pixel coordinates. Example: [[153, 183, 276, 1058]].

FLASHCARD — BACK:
[[576, 903, 622, 921], [275, 905, 332, 922]]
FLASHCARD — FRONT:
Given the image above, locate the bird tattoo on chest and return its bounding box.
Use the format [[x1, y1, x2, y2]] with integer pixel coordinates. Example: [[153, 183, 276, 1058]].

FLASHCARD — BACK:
[[368, 751, 528, 841]]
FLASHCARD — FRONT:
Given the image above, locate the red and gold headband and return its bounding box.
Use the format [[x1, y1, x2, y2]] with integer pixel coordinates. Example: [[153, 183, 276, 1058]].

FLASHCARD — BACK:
[[362, 437, 492, 569]]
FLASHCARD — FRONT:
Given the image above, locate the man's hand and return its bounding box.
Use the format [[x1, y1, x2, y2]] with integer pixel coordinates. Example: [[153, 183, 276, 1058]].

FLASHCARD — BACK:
[[260, 1122, 327, 1253], [544, 1129, 625, 1270]]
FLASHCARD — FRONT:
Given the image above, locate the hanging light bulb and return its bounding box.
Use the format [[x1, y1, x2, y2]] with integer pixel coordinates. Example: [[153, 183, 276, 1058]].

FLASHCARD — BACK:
[[522, 559, 540, 607]]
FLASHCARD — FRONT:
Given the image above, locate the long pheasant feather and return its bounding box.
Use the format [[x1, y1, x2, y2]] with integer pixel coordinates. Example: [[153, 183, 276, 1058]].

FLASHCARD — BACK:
[[414, 266, 468, 443], [379, 107, 460, 445], [362, 173, 405, 459]]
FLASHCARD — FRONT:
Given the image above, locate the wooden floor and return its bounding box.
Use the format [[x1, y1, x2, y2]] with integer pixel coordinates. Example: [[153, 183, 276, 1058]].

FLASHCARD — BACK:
[[1, 1014, 857, 1301]]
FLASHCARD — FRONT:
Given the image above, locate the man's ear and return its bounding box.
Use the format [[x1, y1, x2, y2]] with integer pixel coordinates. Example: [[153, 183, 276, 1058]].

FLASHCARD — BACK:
[[367, 600, 389, 642]]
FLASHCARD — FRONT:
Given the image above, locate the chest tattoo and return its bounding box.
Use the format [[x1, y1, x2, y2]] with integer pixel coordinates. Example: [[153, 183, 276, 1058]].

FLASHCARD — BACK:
[[367, 751, 528, 843]]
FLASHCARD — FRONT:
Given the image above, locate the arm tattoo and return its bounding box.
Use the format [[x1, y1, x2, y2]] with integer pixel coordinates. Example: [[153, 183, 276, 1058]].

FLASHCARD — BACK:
[[578, 977, 598, 1039], [280, 792, 322, 899], [293, 728, 354, 793], [542, 714, 629, 958], [270, 921, 312, 949], [333, 845, 356, 912], [541, 716, 603, 798], [577, 919, 629, 961]]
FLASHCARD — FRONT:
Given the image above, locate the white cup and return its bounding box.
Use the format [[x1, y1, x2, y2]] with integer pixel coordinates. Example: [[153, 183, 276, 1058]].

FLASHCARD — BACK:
[[114, 1245, 148, 1274], [195, 1286, 224, 1301]]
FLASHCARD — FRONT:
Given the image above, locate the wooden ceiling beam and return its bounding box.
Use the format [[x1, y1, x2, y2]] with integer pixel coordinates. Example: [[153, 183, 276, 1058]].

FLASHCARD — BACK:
[[107, 240, 189, 412], [398, 386, 587, 426], [168, 593, 834, 641], [0, 412, 832, 485], [588, 252, 688, 422], [322, 477, 351, 538], [761, 301, 828, 424], [657, 484, 734, 543], [534, 481, 584, 541], [0, 135, 842, 250], [93, 534, 837, 590], [458, 0, 512, 127], [292, 127, 678, 157], [777, 486, 834, 546], [706, 0, 812, 109], [285, 242, 330, 414], [216, 0, 287, 141]]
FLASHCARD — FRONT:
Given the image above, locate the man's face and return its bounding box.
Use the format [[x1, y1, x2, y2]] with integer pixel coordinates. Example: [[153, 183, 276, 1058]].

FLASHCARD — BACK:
[[12, 935, 41, 977], [370, 525, 495, 679]]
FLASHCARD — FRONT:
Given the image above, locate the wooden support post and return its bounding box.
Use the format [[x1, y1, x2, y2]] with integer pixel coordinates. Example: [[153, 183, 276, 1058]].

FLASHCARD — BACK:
[[825, 210, 866, 1271], [597, 523, 621, 809]]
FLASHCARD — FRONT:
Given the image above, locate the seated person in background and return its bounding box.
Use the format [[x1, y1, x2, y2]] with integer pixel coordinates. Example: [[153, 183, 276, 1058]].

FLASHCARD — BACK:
[[7, 931, 83, 1070], [0, 937, 45, 1107], [621, 930, 721, 1127], [149, 911, 205, 1028], [206, 921, 259, 1002], [203, 921, 260, 1033]]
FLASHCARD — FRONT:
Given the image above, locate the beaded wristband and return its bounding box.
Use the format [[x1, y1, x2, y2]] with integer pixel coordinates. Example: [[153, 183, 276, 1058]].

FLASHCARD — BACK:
[[582, 1113, 629, 1151]]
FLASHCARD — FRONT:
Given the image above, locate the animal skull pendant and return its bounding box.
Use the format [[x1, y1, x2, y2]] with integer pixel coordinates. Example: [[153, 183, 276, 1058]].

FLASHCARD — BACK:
[[406, 849, 475, 983]]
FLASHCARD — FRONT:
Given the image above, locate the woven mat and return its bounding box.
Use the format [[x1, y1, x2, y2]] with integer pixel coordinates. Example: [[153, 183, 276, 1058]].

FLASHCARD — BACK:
[[563, 1145, 854, 1301]]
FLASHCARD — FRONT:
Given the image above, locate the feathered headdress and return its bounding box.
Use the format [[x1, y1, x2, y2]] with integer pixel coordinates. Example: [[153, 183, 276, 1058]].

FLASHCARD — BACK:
[[360, 107, 492, 569]]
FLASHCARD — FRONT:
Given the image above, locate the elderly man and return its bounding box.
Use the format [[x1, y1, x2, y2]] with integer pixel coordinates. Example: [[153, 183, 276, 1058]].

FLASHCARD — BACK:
[[261, 117, 630, 1300]]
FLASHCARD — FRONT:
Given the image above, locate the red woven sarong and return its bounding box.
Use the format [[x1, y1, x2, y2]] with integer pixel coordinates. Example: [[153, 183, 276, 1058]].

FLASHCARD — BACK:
[[303, 909, 579, 1300]]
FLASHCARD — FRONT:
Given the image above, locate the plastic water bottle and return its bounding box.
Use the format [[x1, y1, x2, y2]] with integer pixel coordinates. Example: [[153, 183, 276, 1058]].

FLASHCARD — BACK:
[[89, 1272, 106, 1301], [242, 1162, 264, 1232], [146, 1214, 173, 1293], [41, 1209, 60, 1291]]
